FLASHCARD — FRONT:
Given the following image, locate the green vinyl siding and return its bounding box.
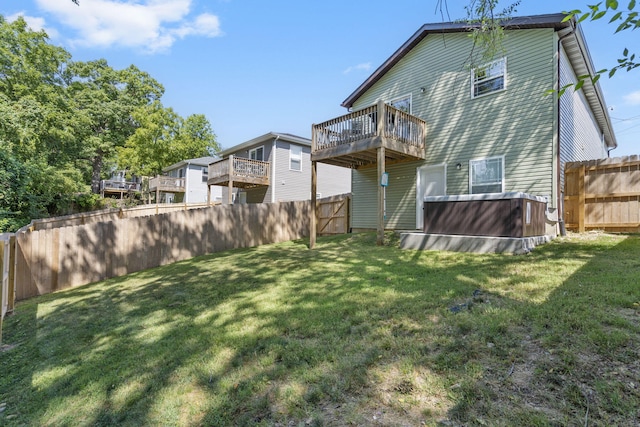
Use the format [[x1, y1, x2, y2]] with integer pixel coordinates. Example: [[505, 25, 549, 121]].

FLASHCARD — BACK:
[[352, 161, 422, 230], [351, 28, 557, 229]]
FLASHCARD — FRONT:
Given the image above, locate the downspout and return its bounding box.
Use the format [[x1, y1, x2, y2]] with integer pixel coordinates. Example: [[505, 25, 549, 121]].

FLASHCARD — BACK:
[[184, 161, 191, 204], [556, 28, 575, 236], [271, 135, 279, 203]]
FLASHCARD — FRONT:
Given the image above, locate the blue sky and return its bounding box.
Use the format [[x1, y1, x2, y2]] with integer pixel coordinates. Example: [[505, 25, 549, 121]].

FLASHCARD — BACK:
[[2, 0, 639, 156]]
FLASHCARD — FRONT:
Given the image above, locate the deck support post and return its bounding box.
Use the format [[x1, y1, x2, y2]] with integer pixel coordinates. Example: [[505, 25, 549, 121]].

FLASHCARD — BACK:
[[227, 155, 234, 205], [377, 146, 385, 246], [310, 160, 317, 249]]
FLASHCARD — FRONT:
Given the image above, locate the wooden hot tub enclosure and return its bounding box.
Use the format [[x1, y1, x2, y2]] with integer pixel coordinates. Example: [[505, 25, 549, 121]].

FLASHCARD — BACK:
[[423, 192, 547, 238]]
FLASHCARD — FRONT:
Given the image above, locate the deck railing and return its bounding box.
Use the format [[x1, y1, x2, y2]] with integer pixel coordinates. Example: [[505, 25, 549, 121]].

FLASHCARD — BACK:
[[100, 180, 141, 192], [312, 100, 426, 152], [209, 156, 270, 182], [149, 176, 186, 192]]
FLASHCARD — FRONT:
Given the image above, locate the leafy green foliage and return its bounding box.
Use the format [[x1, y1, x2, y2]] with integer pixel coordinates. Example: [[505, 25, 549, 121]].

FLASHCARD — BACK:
[[563, 1, 639, 84], [118, 103, 219, 176], [464, 0, 521, 65], [0, 14, 218, 231]]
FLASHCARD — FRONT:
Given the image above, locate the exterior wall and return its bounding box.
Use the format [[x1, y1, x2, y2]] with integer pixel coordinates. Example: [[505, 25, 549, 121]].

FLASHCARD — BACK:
[[351, 28, 558, 230], [352, 162, 421, 230], [273, 140, 310, 201], [167, 164, 222, 204], [185, 164, 207, 203], [558, 44, 608, 193], [317, 163, 351, 198]]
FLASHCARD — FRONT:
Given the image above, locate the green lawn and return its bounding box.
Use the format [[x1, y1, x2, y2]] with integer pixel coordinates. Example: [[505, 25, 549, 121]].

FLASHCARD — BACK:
[[1, 232, 639, 426]]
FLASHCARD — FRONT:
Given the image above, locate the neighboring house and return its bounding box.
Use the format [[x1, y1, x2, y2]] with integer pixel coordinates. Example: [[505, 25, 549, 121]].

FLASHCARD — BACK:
[[208, 132, 351, 204], [310, 13, 616, 237], [149, 157, 222, 204]]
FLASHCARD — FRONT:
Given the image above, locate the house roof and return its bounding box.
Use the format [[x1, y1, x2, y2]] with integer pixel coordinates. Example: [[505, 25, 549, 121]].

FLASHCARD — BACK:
[[219, 132, 311, 157], [162, 156, 219, 172], [341, 13, 616, 149]]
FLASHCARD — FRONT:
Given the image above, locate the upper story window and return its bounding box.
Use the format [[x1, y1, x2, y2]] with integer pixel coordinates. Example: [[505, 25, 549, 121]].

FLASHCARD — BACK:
[[202, 166, 208, 183], [470, 155, 504, 194], [249, 146, 264, 161], [472, 57, 506, 98], [290, 145, 302, 171]]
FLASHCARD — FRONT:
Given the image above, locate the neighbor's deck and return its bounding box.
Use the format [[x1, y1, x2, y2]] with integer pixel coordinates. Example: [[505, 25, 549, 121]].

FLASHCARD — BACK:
[[207, 156, 270, 188], [148, 176, 186, 193]]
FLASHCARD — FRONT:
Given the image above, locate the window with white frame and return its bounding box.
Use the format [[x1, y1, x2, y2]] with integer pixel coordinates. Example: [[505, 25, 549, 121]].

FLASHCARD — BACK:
[[290, 145, 302, 171], [469, 156, 504, 194], [249, 146, 264, 161], [202, 166, 208, 183], [472, 57, 506, 98]]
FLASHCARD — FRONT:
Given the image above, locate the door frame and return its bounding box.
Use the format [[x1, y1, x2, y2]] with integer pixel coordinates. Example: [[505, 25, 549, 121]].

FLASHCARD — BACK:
[[416, 163, 447, 229]]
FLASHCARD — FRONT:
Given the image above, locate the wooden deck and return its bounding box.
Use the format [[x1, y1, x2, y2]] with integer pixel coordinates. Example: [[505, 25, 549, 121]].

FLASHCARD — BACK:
[[100, 180, 141, 198], [148, 176, 186, 193], [311, 100, 426, 168], [208, 156, 270, 189]]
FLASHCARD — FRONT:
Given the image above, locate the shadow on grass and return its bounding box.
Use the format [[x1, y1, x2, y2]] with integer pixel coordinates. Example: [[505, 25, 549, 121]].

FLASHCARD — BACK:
[[0, 233, 638, 426]]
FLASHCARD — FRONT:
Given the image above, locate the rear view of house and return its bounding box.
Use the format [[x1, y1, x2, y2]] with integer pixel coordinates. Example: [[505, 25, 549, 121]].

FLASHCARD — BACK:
[[311, 13, 616, 243]]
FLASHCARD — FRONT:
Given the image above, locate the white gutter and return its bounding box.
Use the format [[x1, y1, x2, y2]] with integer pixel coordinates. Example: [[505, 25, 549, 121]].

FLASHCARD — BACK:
[[271, 135, 279, 203]]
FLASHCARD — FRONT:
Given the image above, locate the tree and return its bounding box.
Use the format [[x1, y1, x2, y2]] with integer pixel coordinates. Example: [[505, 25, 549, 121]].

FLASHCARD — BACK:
[[563, 1, 638, 85], [65, 60, 164, 193], [0, 146, 30, 232], [0, 16, 87, 224], [118, 103, 219, 176]]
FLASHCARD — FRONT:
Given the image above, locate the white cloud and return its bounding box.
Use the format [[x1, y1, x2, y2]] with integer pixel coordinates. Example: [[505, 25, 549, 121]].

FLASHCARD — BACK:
[[624, 90, 640, 106], [34, 0, 222, 53], [6, 12, 60, 38], [343, 62, 372, 75]]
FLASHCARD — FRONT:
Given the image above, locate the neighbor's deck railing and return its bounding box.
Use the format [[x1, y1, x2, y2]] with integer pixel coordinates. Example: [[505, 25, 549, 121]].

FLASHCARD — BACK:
[[148, 176, 186, 192], [100, 180, 141, 192], [209, 156, 270, 182], [312, 100, 426, 152]]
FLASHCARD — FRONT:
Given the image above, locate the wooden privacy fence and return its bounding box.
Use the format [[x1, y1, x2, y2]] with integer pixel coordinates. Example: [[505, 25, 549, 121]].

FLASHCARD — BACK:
[[13, 201, 310, 301], [5, 195, 351, 304], [564, 156, 640, 232]]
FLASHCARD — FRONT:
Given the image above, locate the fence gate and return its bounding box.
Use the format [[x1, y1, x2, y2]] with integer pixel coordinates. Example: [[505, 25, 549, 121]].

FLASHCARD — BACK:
[[317, 194, 350, 236], [564, 156, 640, 232]]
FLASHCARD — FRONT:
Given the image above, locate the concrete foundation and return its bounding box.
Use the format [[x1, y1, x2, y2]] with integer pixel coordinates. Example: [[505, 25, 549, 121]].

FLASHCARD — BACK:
[[399, 232, 552, 254]]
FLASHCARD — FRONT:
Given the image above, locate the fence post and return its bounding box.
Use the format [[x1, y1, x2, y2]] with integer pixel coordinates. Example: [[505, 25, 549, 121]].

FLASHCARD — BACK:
[[578, 165, 586, 233], [310, 161, 317, 249]]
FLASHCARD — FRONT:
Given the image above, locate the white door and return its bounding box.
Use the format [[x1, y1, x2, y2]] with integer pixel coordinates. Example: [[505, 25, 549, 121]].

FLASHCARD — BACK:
[[416, 164, 446, 229]]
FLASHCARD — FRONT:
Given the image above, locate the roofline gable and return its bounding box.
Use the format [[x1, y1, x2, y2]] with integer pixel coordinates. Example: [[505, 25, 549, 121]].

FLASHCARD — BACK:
[[219, 132, 311, 157]]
